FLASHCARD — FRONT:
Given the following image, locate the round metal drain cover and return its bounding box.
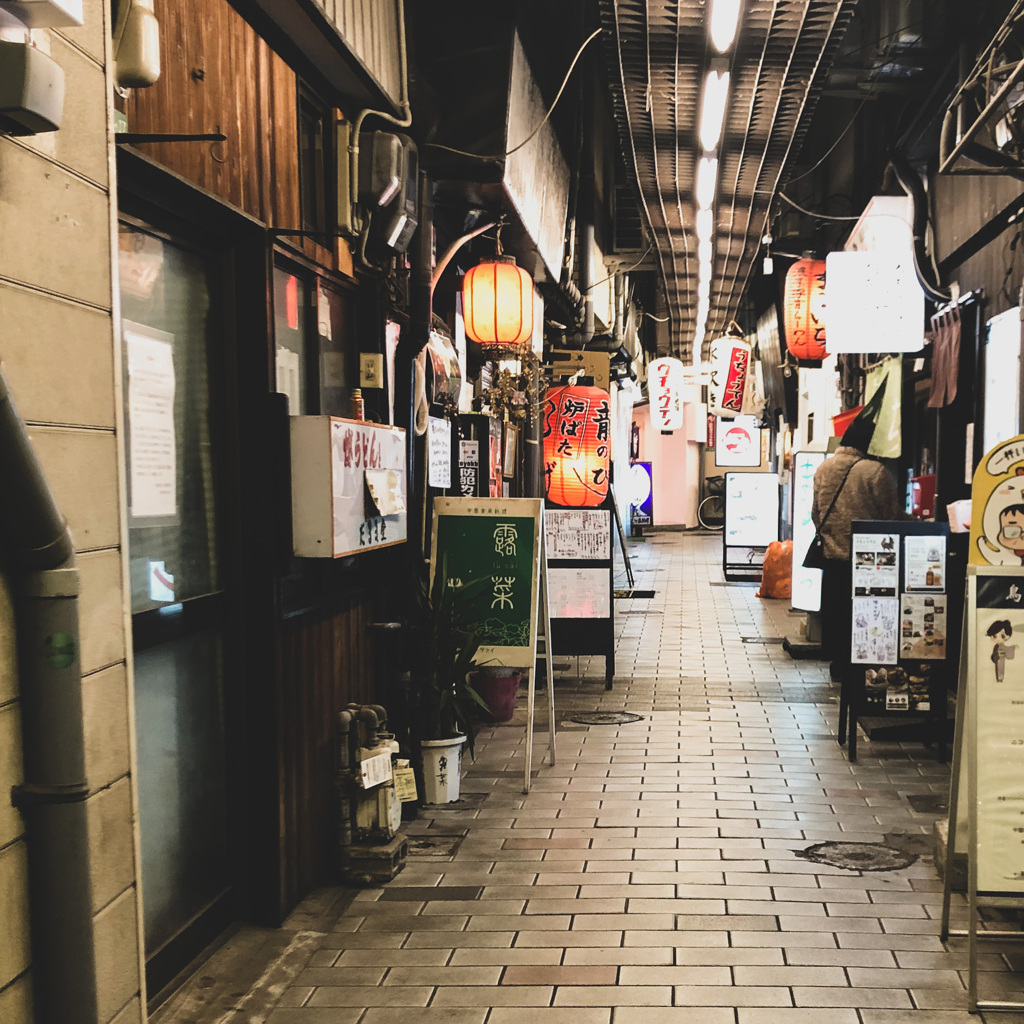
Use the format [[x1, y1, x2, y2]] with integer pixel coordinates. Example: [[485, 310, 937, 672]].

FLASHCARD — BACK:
[[796, 841, 918, 872], [570, 712, 645, 725]]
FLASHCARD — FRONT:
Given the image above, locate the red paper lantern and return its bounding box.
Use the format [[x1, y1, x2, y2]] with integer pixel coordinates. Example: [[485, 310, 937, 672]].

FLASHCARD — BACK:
[[543, 383, 611, 507], [462, 256, 533, 346], [784, 258, 828, 360]]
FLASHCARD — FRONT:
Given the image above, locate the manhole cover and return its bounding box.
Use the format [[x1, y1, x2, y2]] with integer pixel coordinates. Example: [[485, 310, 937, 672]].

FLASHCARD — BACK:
[[741, 636, 785, 645], [406, 835, 465, 857], [907, 794, 948, 815], [796, 841, 918, 872], [569, 712, 645, 725]]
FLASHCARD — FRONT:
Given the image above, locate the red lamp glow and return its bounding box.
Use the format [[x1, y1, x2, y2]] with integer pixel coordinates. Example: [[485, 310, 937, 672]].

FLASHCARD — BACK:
[[543, 383, 611, 507], [783, 258, 828, 360], [462, 256, 533, 346]]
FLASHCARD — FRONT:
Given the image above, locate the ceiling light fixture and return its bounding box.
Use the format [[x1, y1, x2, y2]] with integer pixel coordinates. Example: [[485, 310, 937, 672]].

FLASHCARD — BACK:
[[698, 68, 731, 151], [696, 155, 718, 209], [696, 208, 714, 242], [709, 0, 742, 53]]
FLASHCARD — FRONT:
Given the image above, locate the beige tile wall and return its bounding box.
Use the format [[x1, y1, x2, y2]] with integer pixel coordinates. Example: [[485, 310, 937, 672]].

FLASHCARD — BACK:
[[0, 2, 143, 1022]]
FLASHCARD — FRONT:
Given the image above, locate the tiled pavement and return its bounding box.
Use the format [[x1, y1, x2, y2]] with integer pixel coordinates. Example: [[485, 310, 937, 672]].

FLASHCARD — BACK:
[[162, 531, 1024, 1024]]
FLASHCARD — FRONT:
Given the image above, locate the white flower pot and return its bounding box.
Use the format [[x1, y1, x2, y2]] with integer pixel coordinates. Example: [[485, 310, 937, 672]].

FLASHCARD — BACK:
[[420, 735, 466, 804]]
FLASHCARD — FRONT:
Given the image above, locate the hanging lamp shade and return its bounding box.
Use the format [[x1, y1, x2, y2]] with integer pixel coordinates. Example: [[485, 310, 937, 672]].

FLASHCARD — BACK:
[[783, 258, 828, 360], [543, 383, 611, 507], [707, 334, 751, 417], [462, 256, 534, 346], [648, 356, 685, 432]]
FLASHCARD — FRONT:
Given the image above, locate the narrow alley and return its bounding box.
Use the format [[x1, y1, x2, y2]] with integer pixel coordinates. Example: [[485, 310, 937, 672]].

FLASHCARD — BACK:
[[156, 532, 1024, 1024]]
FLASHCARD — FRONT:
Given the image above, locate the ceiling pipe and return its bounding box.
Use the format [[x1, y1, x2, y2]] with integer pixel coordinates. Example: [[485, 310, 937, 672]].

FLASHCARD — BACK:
[[0, 365, 97, 1024]]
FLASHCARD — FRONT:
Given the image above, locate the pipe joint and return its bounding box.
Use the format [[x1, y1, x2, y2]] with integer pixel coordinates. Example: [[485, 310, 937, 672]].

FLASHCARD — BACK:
[[11, 781, 90, 807]]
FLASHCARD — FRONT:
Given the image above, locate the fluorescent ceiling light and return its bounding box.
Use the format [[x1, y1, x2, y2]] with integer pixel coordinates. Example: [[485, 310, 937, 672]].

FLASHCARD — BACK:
[[696, 156, 718, 209], [697, 279, 711, 301], [698, 239, 713, 267], [699, 69, 731, 151], [696, 208, 714, 242], [709, 0, 742, 52]]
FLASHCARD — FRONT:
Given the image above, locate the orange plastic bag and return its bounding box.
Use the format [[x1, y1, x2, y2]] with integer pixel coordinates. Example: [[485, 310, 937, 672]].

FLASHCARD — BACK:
[[756, 540, 792, 600]]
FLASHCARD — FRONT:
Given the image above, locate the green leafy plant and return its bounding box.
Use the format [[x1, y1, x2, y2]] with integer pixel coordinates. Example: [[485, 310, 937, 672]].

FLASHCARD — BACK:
[[409, 556, 491, 756]]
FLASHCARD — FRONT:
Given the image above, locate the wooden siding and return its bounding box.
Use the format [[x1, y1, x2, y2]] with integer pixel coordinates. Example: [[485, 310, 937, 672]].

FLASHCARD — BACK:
[[278, 597, 375, 908], [122, 0, 343, 269]]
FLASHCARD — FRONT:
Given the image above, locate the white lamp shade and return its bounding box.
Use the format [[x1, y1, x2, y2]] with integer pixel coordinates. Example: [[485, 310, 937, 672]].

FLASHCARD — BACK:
[[648, 356, 686, 431]]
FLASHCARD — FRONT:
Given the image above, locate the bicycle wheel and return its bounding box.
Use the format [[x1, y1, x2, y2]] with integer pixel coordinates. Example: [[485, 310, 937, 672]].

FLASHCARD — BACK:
[[697, 494, 724, 530]]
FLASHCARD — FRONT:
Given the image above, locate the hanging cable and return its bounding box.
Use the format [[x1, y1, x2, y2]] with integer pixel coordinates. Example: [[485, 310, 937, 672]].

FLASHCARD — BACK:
[[786, 100, 867, 184], [427, 28, 603, 162], [778, 192, 861, 221], [586, 245, 654, 292]]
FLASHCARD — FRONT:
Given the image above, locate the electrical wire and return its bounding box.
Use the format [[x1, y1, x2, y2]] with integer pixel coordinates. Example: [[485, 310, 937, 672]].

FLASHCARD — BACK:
[[587, 245, 653, 292], [786, 100, 867, 184], [778, 191, 862, 221], [427, 28, 604, 162], [644, 312, 670, 322]]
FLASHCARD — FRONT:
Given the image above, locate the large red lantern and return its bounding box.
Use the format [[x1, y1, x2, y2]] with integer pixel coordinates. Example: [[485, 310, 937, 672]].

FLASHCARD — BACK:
[[462, 256, 533, 346], [543, 383, 611, 507], [784, 257, 828, 360]]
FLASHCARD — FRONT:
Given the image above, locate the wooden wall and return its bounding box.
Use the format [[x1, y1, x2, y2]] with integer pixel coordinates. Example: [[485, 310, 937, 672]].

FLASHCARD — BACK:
[[278, 598, 375, 908], [122, 0, 350, 272]]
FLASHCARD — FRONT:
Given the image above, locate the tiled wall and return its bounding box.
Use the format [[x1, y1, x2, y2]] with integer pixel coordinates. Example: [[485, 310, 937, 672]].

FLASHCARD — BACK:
[[0, 2, 144, 1022]]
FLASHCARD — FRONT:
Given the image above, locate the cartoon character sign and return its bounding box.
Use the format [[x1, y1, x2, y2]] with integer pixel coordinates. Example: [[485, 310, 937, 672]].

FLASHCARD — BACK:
[[970, 435, 1024, 566]]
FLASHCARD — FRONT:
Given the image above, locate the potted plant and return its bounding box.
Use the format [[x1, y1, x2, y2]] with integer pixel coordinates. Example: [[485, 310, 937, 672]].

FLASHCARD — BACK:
[[469, 665, 522, 723], [408, 556, 490, 803]]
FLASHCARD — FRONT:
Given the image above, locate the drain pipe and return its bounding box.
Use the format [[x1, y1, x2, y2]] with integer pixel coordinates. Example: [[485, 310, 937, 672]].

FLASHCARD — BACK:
[[0, 366, 97, 1024]]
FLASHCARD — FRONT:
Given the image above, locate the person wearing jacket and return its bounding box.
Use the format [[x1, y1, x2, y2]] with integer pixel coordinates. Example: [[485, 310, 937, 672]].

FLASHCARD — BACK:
[[812, 383, 901, 681]]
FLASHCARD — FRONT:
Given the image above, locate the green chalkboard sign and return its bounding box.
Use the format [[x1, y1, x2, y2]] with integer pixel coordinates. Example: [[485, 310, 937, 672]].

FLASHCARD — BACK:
[[431, 497, 543, 668]]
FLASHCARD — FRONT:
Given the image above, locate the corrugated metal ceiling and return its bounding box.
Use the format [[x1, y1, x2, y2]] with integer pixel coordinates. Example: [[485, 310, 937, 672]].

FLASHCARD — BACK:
[[599, 0, 860, 361]]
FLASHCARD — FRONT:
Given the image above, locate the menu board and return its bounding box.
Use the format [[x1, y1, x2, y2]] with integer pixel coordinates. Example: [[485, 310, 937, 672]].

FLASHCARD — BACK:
[[545, 509, 611, 559], [852, 531, 899, 597], [974, 572, 1024, 894], [548, 567, 610, 618], [725, 472, 780, 548], [848, 521, 951, 719]]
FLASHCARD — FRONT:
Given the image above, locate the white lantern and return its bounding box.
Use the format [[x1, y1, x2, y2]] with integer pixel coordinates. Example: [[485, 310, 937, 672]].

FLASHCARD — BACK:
[[707, 335, 752, 417], [647, 356, 686, 431]]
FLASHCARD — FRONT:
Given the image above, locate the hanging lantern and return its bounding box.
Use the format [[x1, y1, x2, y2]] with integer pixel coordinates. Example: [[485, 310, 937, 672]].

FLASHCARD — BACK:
[[707, 334, 751, 417], [647, 356, 685, 432], [543, 383, 611, 507], [783, 258, 828, 360], [462, 256, 534, 346]]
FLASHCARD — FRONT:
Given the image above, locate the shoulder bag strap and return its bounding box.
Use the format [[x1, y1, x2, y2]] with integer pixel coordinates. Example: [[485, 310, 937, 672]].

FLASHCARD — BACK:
[[817, 459, 860, 532]]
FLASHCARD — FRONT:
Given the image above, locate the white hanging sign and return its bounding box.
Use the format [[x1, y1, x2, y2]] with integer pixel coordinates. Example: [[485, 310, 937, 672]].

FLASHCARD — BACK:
[[647, 356, 685, 431]]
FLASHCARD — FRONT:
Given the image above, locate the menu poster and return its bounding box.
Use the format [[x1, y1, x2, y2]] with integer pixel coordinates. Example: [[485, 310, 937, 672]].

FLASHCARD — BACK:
[[864, 663, 933, 713], [905, 535, 946, 590], [851, 596, 899, 664], [975, 574, 1024, 893], [899, 592, 947, 660], [545, 509, 611, 559], [852, 532, 899, 597]]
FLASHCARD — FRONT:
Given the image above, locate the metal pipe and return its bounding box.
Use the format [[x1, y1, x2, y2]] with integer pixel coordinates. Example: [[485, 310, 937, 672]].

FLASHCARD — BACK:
[[0, 365, 97, 1024]]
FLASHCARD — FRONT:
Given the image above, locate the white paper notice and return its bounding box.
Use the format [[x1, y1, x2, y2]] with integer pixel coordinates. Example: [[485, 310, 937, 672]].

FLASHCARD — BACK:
[[851, 596, 899, 664], [275, 345, 301, 411], [428, 416, 452, 489], [545, 510, 611, 559], [548, 567, 610, 618], [126, 325, 177, 519], [899, 592, 947, 660], [852, 532, 899, 597], [904, 534, 946, 590]]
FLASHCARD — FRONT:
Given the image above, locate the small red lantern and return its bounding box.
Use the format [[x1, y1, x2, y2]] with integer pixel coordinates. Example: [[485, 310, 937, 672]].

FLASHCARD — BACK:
[[543, 383, 611, 507], [462, 256, 534, 346], [784, 257, 828, 360]]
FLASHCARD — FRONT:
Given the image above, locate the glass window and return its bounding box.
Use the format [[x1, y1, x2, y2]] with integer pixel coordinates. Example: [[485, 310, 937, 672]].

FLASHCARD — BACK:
[[274, 267, 312, 414], [299, 89, 330, 235], [119, 224, 223, 614], [134, 629, 229, 950]]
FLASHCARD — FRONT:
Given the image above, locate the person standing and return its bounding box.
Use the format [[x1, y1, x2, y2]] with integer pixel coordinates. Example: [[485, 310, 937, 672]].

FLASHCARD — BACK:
[[811, 382, 901, 681]]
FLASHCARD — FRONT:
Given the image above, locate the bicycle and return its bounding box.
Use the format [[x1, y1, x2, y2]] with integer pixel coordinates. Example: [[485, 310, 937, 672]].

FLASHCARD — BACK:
[[697, 475, 725, 530]]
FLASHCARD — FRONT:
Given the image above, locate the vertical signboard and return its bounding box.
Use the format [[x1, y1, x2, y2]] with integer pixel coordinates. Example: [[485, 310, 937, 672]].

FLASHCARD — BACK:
[[791, 451, 826, 612]]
